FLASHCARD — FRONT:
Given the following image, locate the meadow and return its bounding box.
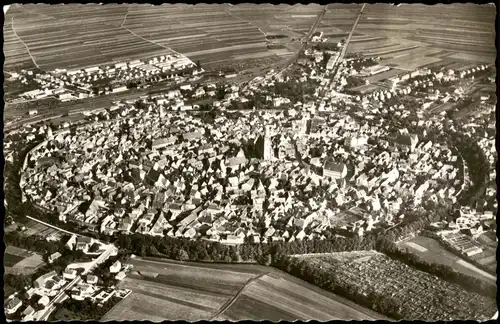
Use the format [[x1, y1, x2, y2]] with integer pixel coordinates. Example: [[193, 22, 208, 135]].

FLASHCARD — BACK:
[[4, 245, 45, 275], [220, 272, 385, 321], [398, 236, 496, 285], [102, 257, 386, 321]]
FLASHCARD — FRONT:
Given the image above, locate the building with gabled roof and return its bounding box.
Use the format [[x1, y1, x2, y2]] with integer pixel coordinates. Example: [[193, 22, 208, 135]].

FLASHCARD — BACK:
[[323, 161, 347, 179]]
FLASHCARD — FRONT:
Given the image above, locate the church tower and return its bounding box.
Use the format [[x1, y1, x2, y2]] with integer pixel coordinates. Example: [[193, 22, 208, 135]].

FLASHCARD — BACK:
[[264, 125, 274, 161]]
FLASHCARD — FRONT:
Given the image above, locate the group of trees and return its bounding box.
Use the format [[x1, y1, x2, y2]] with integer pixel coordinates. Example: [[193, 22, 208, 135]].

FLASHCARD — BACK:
[[267, 44, 287, 50], [228, 100, 254, 110], [451, 132, 489, 207], [272, 256, 404, 319], [272, 79, 317, 103], [345, 76, 366, 89], [116, 233, 241, 263], [311, 42, 340, 51], [374, 237, 495, 299], [5, 230, 88, 276], [4, 273, 32, 294], [321, 52, 332, 69], [48, 296, 122, 321], [349, 57, 378, 71], [113, 204, 495, 302]]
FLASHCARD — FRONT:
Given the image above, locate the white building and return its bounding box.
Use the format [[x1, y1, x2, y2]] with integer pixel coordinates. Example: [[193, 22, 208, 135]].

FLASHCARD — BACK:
[[110, 260, 121, 273]]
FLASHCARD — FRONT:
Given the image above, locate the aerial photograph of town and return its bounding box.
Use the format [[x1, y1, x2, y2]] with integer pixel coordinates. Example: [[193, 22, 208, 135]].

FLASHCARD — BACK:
[[2, 2, 497, 322]]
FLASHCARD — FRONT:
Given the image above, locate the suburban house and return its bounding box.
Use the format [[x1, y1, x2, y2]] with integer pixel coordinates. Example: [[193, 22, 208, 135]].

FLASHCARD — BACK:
[[86, 275, 98, 284], [75, 236, 93, 252], [22, 305, 35, 317], [115, 271, 126, 281], [48, 252, 62, 264], [63, 268, 77, 280], [110, 260, 121, 273], [5, 297, 23, 315], [34, 270, 57, 288]]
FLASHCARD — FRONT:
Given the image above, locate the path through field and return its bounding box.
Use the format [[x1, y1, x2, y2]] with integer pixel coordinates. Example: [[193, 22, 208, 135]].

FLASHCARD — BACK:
[[210, 273, 268, 320], [103, 257, 388, 321], [456, 259, 496, 282], [10, 17, 39, 68]]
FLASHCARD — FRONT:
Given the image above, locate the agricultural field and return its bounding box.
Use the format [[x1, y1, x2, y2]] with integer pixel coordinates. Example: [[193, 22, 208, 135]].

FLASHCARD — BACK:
[[296, 251, 497, 320], [20, 219, 64, 240], [103, 257, 386, 321], [218, 272, 386, 321], [3, 14, 36, 71], [4, 4, 170, 71], [318, 4, 361, 38], [344, 4, 495, 71], [5, 3, 324, 73], [4, 245, 45, 275], [439, 231, 497, 274], [398, 236, 496, 285], [466, 242, 497, 274]]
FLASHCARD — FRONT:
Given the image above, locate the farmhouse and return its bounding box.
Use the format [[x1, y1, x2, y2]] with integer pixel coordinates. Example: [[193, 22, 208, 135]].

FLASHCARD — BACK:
[[183, 131, 203, 141], [84, 66, 100, 74], [75, 236, 93, 252], [326, 53, 340, 70], [95, 290, 114, 304]]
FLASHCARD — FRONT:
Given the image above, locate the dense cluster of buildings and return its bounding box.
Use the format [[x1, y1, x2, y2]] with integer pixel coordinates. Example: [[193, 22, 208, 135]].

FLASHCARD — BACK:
[[9, 29, 496, 260], [4, 238, 130, 321], [20, 68, 469, 242], [14, 54, 197, 102]]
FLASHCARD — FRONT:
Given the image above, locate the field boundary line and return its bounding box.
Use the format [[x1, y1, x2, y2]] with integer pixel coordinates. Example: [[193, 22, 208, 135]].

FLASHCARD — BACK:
[[120, 5, 130, 28], [225, 8, 267, 39], [210, 272, 268, 320], [11, 17, 40, 69], [338, 3, 366, 62], [117, 6, 195, 65], [25, 215, 81, 237]]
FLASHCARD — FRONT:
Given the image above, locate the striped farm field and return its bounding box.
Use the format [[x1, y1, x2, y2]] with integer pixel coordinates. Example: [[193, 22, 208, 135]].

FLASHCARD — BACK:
[[102, 257, 386, 321], [220, 273, 387, 321], [4, 3, 325, 73], [447, 52, 495, 64], [341, 3, 494, 70], [4, 4, 174, 71], [4, 245, 45, 274]]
